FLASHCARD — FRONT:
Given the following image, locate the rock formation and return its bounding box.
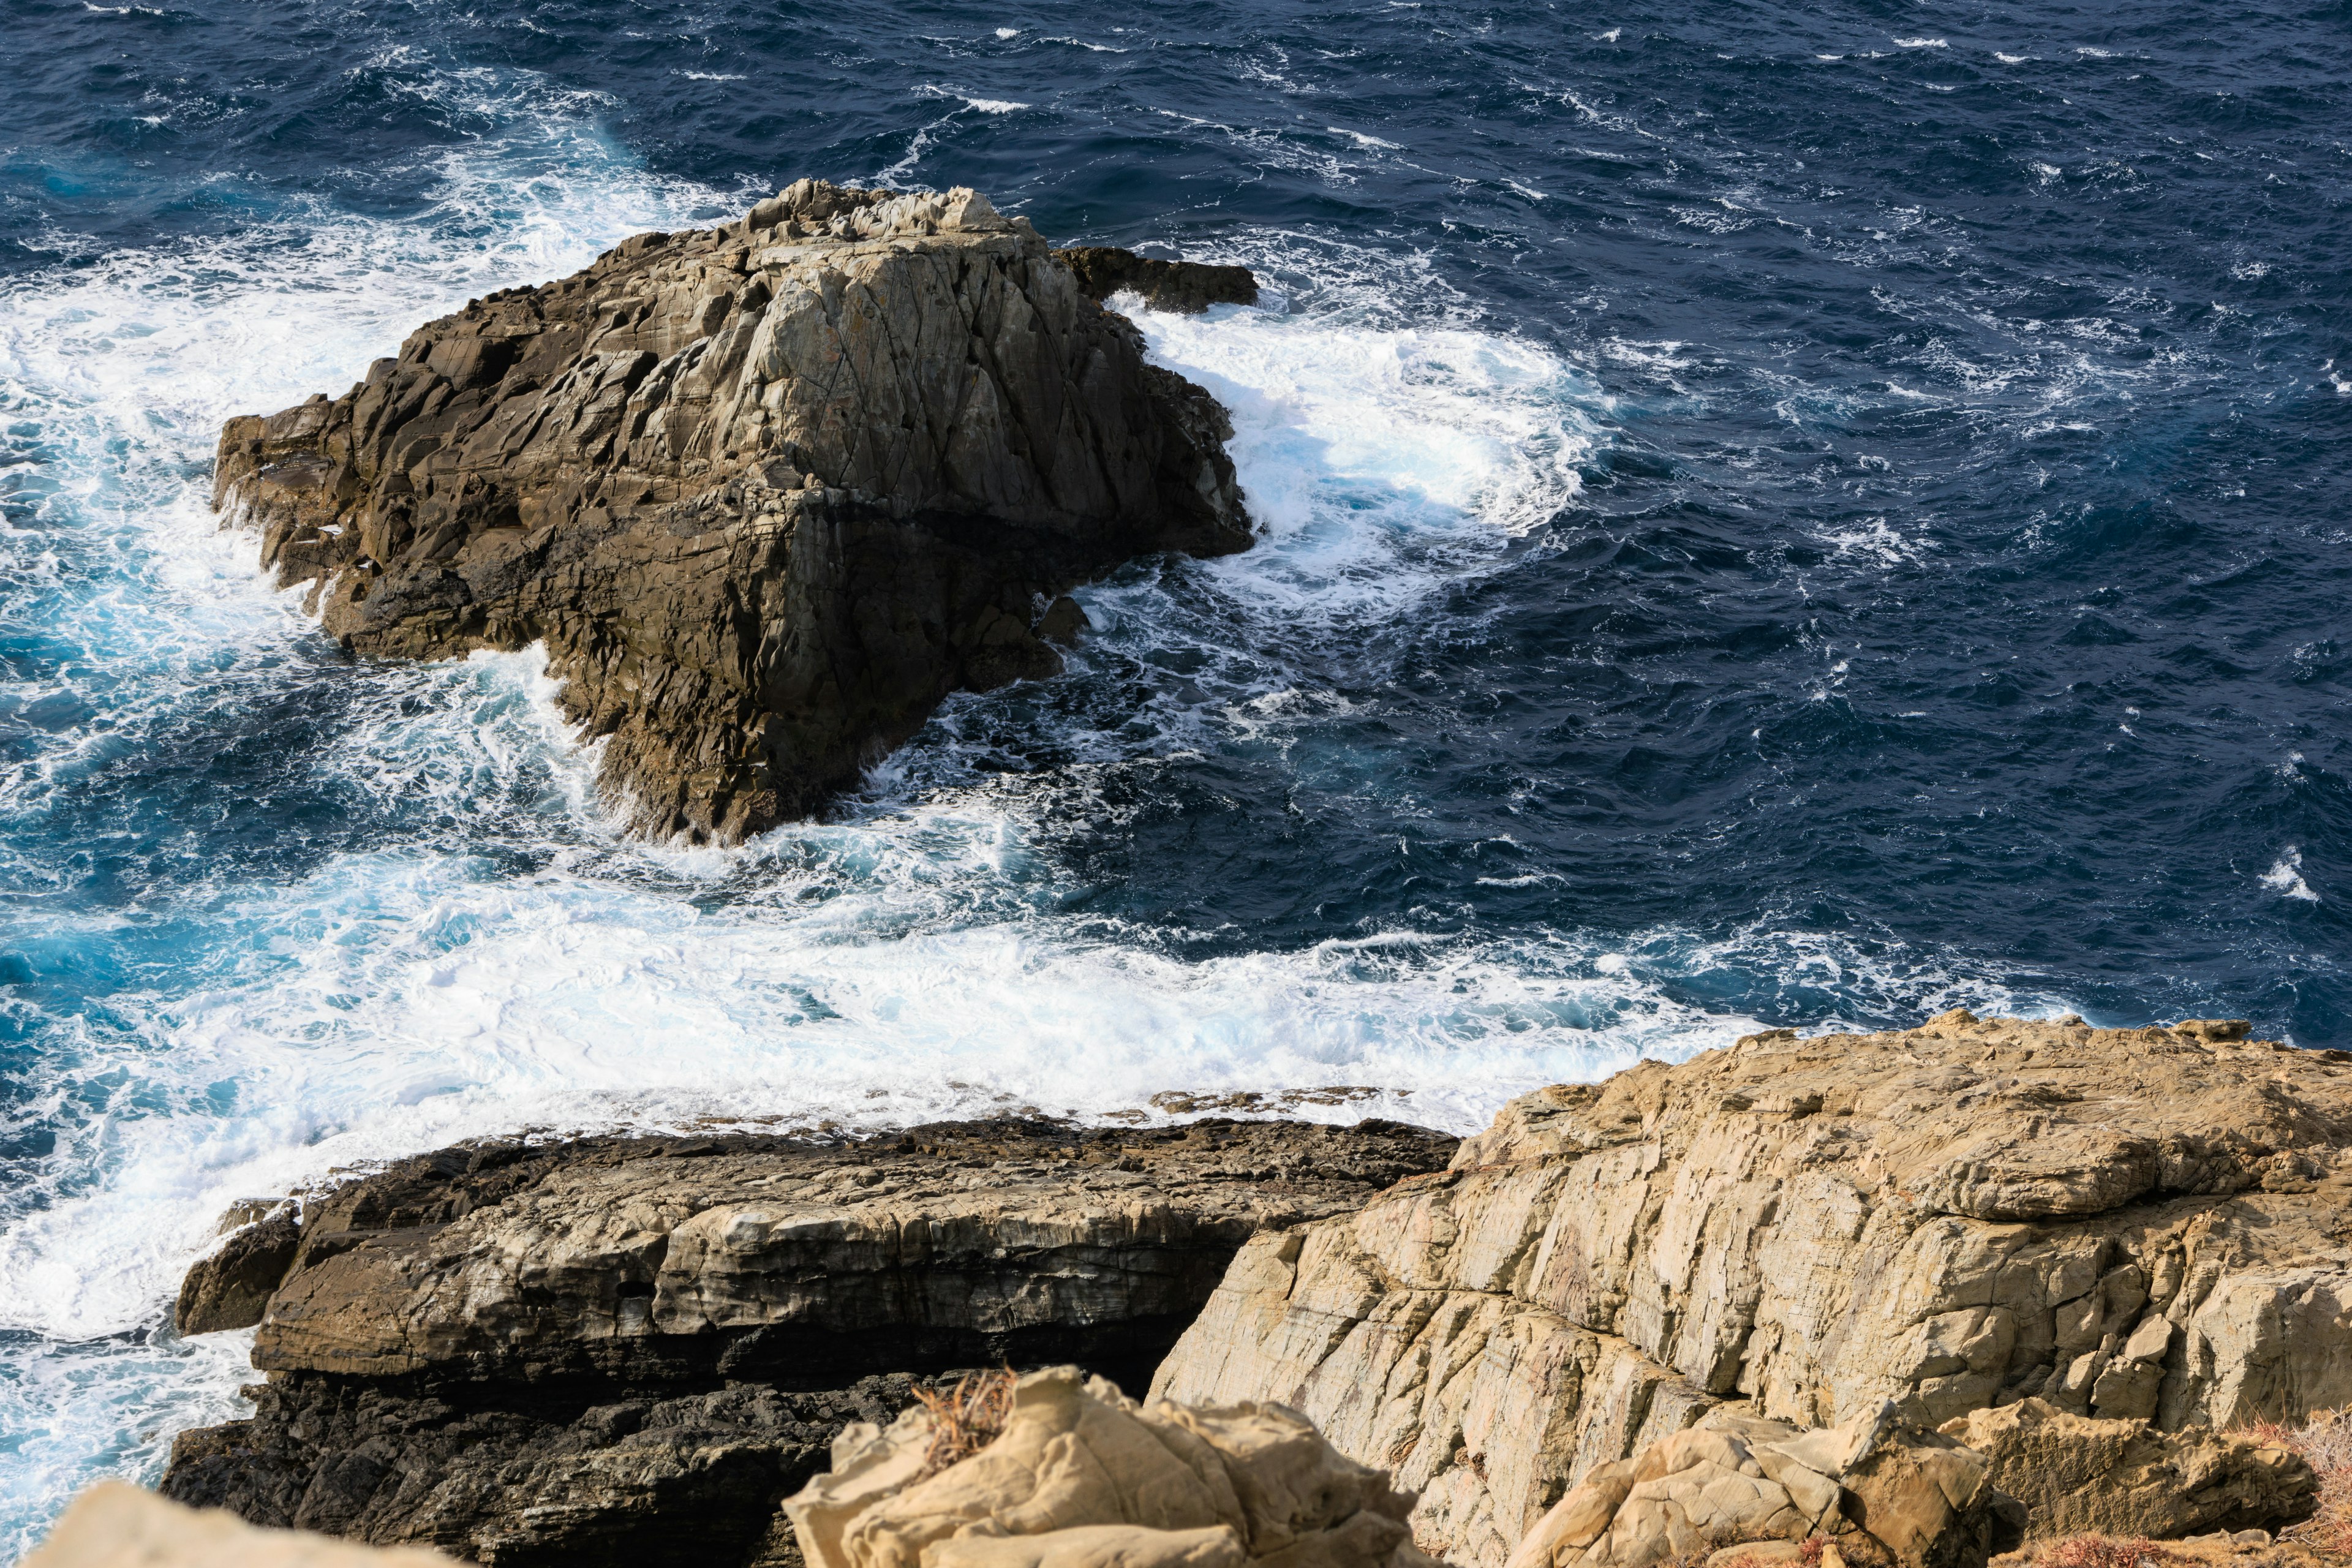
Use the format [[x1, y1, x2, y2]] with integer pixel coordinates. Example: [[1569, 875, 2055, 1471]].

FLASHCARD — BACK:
[[784, 1365, 1438, 1567], [1050, 249, 1260, 315], [214, 182, 1256, 842], [1503, 1401, 2013, 1568], [1942, 1399, 2315, 1543], [1152, 1012, 2352, 1566], [162, 1118, 1455, 1564]]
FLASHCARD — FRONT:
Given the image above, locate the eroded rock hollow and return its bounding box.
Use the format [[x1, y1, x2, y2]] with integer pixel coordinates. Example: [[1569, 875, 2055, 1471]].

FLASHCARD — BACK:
[[214, 182, 1254, 842]]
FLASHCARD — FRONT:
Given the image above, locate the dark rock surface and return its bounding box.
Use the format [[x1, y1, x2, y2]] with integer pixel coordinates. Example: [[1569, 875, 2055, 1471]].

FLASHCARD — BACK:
[[160, 1115, 1455, 1566], [214, 183, 1254, 843], [1050, 247, 1261, 314], [176, 1209, 300, 1335]]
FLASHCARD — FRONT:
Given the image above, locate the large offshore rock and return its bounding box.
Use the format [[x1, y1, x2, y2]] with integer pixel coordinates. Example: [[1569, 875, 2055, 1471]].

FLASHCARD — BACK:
[[1150, 1012, 2352, 1566], [160, 1118, 1454, 1565], [214, 182, 1254, 842]]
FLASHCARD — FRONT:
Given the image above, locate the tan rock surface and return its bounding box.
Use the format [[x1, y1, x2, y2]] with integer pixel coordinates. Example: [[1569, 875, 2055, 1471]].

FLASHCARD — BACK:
[[1942, 1398, 2315, 1542], [1152, 1012, 2352, 1566], [22, 1482, 454, 1568], [783, 1366, 1438, 1568], [1504, 1402, 2005, 1568], [214, 181, 1254, 842]]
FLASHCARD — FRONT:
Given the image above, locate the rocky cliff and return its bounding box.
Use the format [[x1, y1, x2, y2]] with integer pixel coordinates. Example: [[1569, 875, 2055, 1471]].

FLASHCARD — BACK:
[[1151, 1012, 2352, 1566], [161, 1117, 1455, 1564], [215, 182, 1254, 842]]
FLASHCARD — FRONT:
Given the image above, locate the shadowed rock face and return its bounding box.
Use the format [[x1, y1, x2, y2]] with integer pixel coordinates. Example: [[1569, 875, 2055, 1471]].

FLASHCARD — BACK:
[[213, 182, 1254, 843], [160, 1117, 1456, 1566], [1153, 1012, 2352, 1567]]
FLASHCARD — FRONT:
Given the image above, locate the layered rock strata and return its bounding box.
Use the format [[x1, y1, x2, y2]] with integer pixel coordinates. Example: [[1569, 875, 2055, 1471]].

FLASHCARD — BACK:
[[162, 1117, 1455, 1565], [1152, 1012, 2352, 1566], [214, 182, 1256, 842]]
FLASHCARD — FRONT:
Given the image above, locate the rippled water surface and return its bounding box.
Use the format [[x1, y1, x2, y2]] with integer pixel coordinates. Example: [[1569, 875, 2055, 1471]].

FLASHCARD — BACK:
[[2, 0, 2348, 1547]]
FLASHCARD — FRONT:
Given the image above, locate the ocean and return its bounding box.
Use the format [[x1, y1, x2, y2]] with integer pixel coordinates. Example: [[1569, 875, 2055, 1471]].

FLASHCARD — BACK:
[[1, 0, 2346, 1550]]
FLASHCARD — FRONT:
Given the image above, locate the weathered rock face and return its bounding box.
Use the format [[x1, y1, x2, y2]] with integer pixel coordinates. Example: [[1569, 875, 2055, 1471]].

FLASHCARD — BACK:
[[215, 181, 1254, 842], [162, 1118, 1455, 1565], [1505, 1401, 2012, 1568], [1151, 1012, 2352, 1567], [1942, 1398, 2315, 1543], [785, 1366, 1438, 1567]]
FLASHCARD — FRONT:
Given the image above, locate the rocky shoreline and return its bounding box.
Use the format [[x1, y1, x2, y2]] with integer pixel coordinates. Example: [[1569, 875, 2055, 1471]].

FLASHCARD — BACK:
[[157, 1118, 1455, 1564], [136, 1011, 2352, 1568], [82, 187, 2352, 1568]]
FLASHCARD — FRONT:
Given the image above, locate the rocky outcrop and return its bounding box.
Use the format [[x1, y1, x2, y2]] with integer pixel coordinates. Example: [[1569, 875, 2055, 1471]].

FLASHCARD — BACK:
[[1050, 249, 1260, 314], [214, 183, 1254, 842], [178, 1206, 301, 1334], [1942, 1399, 2315, 1542], [1505, 1402, 2013, 1568], [1151, 1013, 2352, 1566], [161, 1118, 1454, 1565], [24, 1482, 453, 1568], [785, 1366, 1437, 1567]]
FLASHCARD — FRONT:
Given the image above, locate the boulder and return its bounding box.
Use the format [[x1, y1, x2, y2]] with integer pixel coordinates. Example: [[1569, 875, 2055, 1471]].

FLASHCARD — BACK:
[[1150, 1013, 2352, 1566], [214, 183, 1254, 843], [783, 1365, 1438, 1567], [160, 1118, 1455, 1565], [177, 1208, 301, 1333], [22, 1482, 453, 1567], [1504, 1403, 2010, 1568], [1941, 1399, 2315, 1541]]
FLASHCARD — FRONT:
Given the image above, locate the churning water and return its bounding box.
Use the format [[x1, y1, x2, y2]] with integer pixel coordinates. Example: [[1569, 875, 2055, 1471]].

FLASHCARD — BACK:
[[2, 0, 2346, 1550]]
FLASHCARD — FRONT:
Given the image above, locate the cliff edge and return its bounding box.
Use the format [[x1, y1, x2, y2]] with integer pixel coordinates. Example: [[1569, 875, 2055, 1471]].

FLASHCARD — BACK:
[[1154, 1012, 2352, 1566]]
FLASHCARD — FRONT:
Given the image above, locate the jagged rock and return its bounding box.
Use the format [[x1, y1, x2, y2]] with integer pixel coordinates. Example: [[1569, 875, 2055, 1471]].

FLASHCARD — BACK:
[[1505, 1402, 2009, 1568], [783, 1366, 1438, 1567], [214, 183, 1253, 843], [1940, 1398, 2315, 1541], [162, 1371, 921, 1566], [1151, 1012, 2352, 1566], [1049, 249, 1260, 314], [161, 1118, 1455, 1566], [23, 1482, 454, 1567], [178, 1208, 301, 1333]]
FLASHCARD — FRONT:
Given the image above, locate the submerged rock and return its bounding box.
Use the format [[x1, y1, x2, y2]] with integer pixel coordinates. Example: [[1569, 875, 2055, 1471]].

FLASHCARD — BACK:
[[160, 1117, 1454, 1564], [1152, 1012, 2352, 1566], [214, 183, 1254, 843]]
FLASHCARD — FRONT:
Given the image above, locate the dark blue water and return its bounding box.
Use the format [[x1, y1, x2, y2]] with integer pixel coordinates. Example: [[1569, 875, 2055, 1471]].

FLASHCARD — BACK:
[[2, 0, 2346, 1544]]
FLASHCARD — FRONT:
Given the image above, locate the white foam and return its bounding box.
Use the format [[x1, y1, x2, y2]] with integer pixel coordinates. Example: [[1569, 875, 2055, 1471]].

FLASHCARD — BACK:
[[2261, 848, 2320, 903]]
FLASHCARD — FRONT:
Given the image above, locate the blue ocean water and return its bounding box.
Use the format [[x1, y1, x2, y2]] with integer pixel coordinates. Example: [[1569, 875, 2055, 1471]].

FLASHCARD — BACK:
[[1, 0, 2347, 1549]]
